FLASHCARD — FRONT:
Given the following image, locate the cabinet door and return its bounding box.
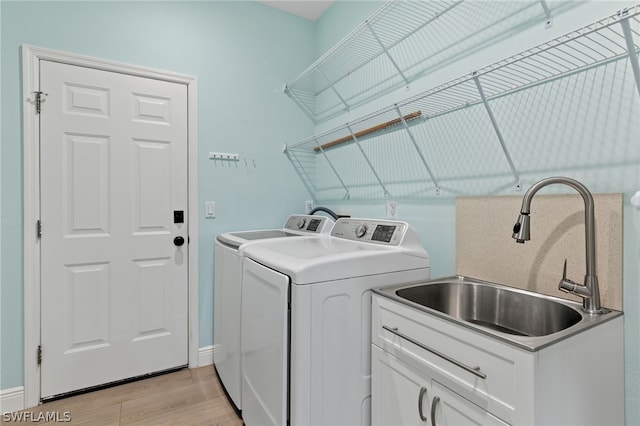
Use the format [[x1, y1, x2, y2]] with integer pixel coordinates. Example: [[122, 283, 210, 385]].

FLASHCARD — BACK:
[[431, 381, 509, 426], [372, 345, 429, 426]]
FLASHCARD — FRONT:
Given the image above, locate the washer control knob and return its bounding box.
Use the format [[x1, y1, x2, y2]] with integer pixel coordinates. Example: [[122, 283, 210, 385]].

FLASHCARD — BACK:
[[355, 224, 368, 238], [296, 218, 307, 229]]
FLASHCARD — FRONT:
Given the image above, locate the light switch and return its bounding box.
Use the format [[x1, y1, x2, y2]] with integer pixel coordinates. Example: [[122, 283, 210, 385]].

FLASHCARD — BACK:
[[205, 201, 216, 218]]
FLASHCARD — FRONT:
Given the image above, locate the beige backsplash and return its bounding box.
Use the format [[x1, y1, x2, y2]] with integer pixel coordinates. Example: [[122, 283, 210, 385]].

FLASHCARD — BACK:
[[456, 193, 623, 311]]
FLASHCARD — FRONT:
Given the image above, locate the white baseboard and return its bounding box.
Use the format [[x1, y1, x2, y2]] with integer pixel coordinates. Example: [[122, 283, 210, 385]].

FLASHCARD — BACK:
[[0, 386, 24, 414], [198, 344, 219, 367]]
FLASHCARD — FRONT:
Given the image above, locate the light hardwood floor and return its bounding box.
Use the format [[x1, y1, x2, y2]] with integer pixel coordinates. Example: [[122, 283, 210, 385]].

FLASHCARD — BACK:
[[3, 367, 243, 425]]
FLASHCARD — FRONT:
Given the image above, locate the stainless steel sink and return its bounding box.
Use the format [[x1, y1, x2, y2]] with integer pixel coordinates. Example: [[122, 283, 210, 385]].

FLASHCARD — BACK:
[[396, 281, 582, 337], [374, 276, 622, 351]]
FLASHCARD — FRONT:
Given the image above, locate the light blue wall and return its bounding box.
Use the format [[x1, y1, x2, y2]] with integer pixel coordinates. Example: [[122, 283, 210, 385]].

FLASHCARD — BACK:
[[311, 1, 640, 424], [0, 0, 314, 390]]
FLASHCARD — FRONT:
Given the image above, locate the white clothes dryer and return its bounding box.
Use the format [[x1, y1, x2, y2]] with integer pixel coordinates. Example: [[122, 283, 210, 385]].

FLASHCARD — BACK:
[[214, 214, 334, 411], [240, 218, 430, 426]]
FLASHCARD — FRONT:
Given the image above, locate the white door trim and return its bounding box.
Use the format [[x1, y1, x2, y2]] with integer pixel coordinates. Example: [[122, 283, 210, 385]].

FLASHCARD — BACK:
[[21, 44, 199, 408]]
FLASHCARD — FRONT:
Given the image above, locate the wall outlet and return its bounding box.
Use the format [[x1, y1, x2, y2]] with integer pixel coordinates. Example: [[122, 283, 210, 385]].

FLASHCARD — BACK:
[[386, 200, 398, 219], [305, 200, 314, 214]]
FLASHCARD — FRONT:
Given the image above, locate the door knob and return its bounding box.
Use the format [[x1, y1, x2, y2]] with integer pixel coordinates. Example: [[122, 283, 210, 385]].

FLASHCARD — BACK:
[[174, 236, 185, 247]]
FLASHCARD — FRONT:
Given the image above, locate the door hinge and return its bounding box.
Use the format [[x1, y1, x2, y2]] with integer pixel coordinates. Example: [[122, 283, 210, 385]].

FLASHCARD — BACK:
[[33, 91, 48, 114], [37, 345, 42, 365], [37, 220, 42, 239]]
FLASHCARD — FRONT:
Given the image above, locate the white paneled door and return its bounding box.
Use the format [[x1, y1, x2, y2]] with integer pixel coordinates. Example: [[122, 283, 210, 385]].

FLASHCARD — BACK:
[[40, 60, 188, 399]]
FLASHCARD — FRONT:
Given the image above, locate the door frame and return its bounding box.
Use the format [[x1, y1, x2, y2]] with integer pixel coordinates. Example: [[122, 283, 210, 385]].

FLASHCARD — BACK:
[[22, 44, 199, 408]]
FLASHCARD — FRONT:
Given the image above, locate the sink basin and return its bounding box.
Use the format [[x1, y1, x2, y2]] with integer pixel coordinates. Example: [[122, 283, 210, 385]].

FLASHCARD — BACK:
[[374, 276, 622, 351], [396, 281, 582, 337]]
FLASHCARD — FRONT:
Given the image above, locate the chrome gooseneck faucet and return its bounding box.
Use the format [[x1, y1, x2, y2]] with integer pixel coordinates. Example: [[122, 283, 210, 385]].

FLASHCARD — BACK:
[[512, 177, 603, 314]]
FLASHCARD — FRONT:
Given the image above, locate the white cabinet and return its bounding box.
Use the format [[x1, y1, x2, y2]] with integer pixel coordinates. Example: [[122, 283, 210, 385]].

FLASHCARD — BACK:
[[372, 345, 508, 426], [372, 294, 624, 426]]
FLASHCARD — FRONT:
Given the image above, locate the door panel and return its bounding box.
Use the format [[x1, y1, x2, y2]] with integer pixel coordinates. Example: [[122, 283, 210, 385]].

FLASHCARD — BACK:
[[64, 134, 110, 235], [241, 258, 289, 426], [213, 242, 243, 409], [133, 140, 172, 231], [64, 262, 110, 353], [40, 60, 188, 399]]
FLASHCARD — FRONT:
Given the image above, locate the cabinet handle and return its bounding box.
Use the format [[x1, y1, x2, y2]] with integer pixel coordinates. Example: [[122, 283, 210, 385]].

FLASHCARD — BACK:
[[430, 396, 440, 426], [382, 325, 487, 380], [418, 386, 428, 422]]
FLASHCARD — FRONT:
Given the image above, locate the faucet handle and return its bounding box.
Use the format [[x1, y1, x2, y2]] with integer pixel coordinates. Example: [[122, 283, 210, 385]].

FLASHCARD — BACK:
[[558, 259, 590, 297], [558, 258, 576, 293]]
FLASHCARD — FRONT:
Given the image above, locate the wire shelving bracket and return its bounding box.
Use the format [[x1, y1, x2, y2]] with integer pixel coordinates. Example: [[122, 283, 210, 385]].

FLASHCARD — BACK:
[[472, 74, 521, 191]]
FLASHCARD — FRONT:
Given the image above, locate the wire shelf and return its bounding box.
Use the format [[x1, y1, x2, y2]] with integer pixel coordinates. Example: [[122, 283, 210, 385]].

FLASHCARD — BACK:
[[284, 5, 640, 201], [284, 0, 564, 124]]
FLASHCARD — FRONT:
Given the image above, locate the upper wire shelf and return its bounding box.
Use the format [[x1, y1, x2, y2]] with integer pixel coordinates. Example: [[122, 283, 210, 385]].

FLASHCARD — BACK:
[[284, 5, 640, 201], [284, 0, 562, 124]]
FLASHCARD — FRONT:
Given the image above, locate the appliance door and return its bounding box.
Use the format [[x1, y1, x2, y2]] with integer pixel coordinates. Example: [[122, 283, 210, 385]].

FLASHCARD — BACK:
[[241, 258, 289, 426], [213, 241, 242, 409]]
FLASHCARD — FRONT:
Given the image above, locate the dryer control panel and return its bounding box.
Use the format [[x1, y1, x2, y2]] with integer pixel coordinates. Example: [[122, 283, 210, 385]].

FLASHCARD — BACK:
[[331, 218, 409, 245], [283, 214, 333, 234]]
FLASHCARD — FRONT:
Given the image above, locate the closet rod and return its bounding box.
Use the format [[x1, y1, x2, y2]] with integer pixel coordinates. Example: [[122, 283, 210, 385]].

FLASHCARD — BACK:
[[313, 111, 422, 152]]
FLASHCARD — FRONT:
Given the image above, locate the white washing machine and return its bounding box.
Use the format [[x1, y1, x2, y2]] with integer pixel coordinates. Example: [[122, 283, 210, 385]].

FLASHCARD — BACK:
[[240, 218, 430, 426], [214, 214, 334, 411]]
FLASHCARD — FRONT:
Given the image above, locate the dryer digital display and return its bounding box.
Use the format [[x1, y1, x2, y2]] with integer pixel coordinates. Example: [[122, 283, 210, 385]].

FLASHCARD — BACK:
[[372, 225, 396, 242], [306, 218, 322, 232]]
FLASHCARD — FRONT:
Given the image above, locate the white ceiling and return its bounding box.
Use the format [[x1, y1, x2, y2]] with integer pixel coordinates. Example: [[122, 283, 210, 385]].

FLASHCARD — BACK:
[[259, 0, 334, 21]]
